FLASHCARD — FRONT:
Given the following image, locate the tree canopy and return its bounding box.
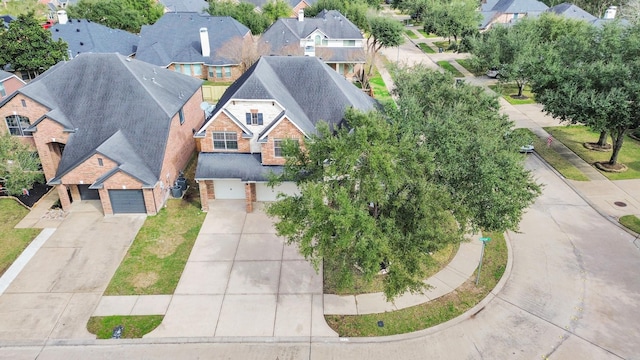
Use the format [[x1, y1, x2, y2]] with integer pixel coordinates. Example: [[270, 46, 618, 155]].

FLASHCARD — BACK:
[[531, 21, 640, 167], [262, 0, 293, 23], [66, 0, 164, 33], [422, 0, 480, 43], [268, 67, 540, 299], [0, 134, 44, 196], [304, 0, 373, 31], [0, 13, 68, 77], [366, 16, 404, 75], [208, 1, 271, 34]]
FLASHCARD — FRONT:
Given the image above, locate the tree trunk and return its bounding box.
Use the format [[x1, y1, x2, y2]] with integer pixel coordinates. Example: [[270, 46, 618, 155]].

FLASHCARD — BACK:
[[608, 128, 626, 165], [597, 130, 608, 147], [517, 82, 524, 97]]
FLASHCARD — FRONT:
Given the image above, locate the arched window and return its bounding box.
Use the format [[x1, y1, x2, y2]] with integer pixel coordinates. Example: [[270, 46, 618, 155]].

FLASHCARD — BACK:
[[314, 35, 322, 46], [5, 115, 31, 136]]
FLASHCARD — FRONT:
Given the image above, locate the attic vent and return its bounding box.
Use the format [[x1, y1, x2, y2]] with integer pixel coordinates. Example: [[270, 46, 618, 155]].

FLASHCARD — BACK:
[[125, 57, 131, 62], [77, 19, 81, 23], [153, 68, 157, 74], [79, 42, 83, 46], [76, 28, 80, 32], [55, 28, 59, 31]]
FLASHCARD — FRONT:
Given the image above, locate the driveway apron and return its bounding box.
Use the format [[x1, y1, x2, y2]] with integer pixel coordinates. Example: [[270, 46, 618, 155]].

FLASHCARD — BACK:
[[145, 200, 336, 338], [0, 201, 145, 342]]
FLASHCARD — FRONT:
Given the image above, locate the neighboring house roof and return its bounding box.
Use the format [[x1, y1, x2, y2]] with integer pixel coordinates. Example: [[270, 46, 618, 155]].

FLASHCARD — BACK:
[[260, 9, 364, 62], [244, 0, 316, 10], [195, 153, 283, 181], [1, 14, 15, 29], [480, 0, 549, 28], [13, 53, 202, 186], [547, 3, 597, 21], [203, 56, 377, 137], [159, 0, 209, 13], [50, 19, 140, 57], [0, 70, 16, 82], [136, 12, 250, 67]]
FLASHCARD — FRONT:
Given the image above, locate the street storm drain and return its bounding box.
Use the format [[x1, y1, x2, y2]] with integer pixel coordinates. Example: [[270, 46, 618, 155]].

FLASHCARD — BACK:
[[614, 201, 627, 207]]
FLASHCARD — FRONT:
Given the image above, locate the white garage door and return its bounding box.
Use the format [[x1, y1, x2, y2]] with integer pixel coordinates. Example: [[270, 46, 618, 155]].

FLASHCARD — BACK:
[[256, 182, 299, 202], [214, 180, 245, 199]]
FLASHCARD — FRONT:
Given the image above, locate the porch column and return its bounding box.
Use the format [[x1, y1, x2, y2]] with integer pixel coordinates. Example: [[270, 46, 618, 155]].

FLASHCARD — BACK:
[[56, 185, 71, 211], [198, 180, 209, 212], [244, 183, 254, 213]]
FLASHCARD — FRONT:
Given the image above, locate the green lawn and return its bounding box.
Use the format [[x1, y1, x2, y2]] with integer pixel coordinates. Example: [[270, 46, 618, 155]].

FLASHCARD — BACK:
[[3, 0, 48, 19], [545, 126, 640, 180], [437, 61, 464, 77], [369, 69, 395, 109], [324, 243, 458, 295], [202, 80, 233, 86], [87, 315, 163, 339], [0, 199, 41, 277], [326, 232, 507, 336], [619, 215, 640, 234], [433, 40, 456, 51], [514, 129, 589, 181], [417, 42, 435, 54], [404, 30, 418, 39], [417, 29, 438, 38], [456, 59, 483, 76], [488, 84, 535, 105], [104, 156, 206, 295]]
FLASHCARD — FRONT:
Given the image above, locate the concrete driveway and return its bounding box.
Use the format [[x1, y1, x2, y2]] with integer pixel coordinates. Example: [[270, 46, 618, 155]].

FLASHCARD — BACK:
[[145, 200, 336, 338], [0, 201, 145, 342]]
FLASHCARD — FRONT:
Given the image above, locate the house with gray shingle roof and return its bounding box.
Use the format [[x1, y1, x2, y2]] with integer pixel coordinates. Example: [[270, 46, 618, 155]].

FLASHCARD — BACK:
[[480, 0, 549, 30], [136, 12, 252, 83], [547, 2, 597, 22], [0, 53, 205, 215], [0, 70, 25, 100], [158, 0, 209, 13], [194, 56, 377, 212], [244, 0, 318, 15], [49, 15, 140, 58], [259, 9, 365, 78]]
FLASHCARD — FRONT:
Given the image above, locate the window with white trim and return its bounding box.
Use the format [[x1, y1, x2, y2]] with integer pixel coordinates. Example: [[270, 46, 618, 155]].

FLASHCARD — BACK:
[[343, 40, 356, 46], [224, 66, 232, 78], [5, 115, 31, 136], [213, 131, 238, 150], [274, 138, 299, 157], [245, 111, 263, 125]]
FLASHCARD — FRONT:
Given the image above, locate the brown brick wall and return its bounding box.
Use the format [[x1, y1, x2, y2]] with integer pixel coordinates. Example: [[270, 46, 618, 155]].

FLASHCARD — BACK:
[[167, 63, 242, 82], [1, 77, 25, 100], [200, 112, 250, 153], [60, 154, 117, 184], [0, 93, 48, 148], [31, 119, 70, 181], [261, 117, 304, 165]]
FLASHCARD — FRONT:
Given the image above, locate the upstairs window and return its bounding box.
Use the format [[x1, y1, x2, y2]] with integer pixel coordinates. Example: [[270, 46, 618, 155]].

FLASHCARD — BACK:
[[0, 83, 5, 98], [178, 108, 185, 125], [343, 40, 356, 47], [224, 67, 232, 78], [213, 131, 238, 150], [315, 35, 322, 45], [5, 115, 31, 136], [274, 138, 299, 157], [245, 112, 263, 125]]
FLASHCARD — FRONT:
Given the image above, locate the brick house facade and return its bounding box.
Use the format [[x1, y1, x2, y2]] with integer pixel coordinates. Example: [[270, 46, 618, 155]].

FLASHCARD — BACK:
[[0, 53, 204, 215], [194, 56, 377, 212]]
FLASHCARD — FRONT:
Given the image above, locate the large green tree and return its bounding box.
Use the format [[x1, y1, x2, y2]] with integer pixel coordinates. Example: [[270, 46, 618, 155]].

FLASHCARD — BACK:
[[422, 0, 480, 43], [304, 0, 372, 31], [262, 0, 292, 23], [67, 0, 164, 33], [531, 22, 640, 167], [0, 134, 44, 196], [208, 1, 271, 34], [0, 13, 67, 78], [392, 66, 541, 232], [268, 68, 540, 299], [268, 109, 462, 300], [366, 16, 404, 75]]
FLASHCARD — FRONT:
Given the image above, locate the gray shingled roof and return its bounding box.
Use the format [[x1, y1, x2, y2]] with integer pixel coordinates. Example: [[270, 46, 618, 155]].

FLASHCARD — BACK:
[[17, 53, 202, 186], [547, 3, 597, 21], [195, 153, 283, 181], [244, 0, 316, 9], [0, 70, 15, 82], [480, 0, 549, 28], [50, 19, 140, 57], [260, 10, 363, 62], [136, 12, 250, 67], [206, 56, 377, 137], [159, 0, 209, 13]]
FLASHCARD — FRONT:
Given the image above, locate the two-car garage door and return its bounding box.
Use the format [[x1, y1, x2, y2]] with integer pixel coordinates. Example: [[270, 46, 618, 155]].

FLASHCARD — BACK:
[[256, 182, 299, 201], [108, 190, 146, 214]]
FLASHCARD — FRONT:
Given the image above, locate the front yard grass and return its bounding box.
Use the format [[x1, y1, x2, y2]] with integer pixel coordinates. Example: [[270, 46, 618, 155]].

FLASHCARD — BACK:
[[369, 69, 395, 109], [325, 232, 507, 336], [436, 61, 464, 77], [104, 155, 205, 295], [0, 199, 41, 276], [404, 29, 418, 39], [488, 84, 535, 105], [545, 126, 640, 180], [433, 40, 456, 51], [456, 59, 483, 76], [324, 243, 458, 295], [417, 29, 438, 38], [87, 315, 163, 339], [514, 129, 590, 181], [417, 42, 435, 54], [619, 215, 640, 234]]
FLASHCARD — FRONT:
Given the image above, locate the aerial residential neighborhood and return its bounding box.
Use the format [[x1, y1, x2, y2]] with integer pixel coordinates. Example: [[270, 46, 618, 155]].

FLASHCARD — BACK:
[[0, 0, 639, 358]]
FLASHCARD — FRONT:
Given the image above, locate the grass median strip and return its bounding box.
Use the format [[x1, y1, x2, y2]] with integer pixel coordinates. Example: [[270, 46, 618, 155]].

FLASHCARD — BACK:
[[545, 126, 640, 180], [436, 61, 464, 77], [619, 215, 640, 234], [87, 315, 163, 339], [455, 59, 482, 76], [325, 232, 507, 336], [0, 199, 41, 276], [417, 42, 435, 54], [488, 84, 535, 105], [515, 129, 590, 181], [369, 68, 395, 109], [405, 30, 418, 39]]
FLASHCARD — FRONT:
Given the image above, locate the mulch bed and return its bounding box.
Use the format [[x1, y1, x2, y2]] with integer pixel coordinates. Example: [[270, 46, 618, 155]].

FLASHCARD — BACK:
[[0, 183, 52, 208]]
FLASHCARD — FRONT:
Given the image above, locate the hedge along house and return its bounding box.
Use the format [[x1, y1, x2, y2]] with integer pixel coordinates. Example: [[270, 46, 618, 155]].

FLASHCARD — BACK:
[[0, 53, 204, 214], [194, 56, 377, 212], [135, 12, 252, 83]]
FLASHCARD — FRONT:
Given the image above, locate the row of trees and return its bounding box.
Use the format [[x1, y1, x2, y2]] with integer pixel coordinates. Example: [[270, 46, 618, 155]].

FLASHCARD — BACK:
[[268, 67, 540, 300], [67, 0, 164, 33], [208, 0, 293, 35], [469, 14, 640, 168]]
